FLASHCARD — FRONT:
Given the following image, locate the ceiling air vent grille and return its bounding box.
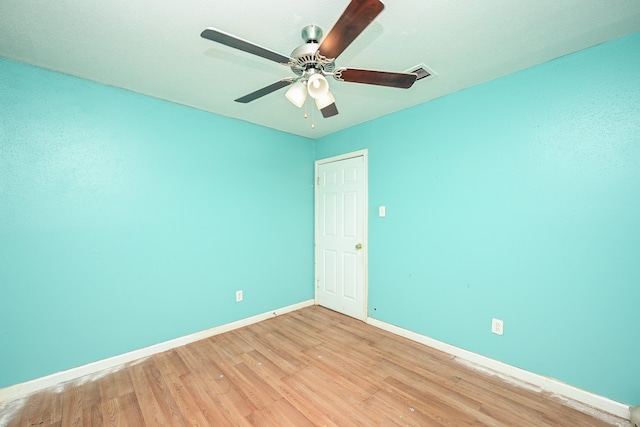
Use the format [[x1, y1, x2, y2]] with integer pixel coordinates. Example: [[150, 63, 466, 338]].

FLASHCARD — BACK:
[[406, 64, 435, 82]]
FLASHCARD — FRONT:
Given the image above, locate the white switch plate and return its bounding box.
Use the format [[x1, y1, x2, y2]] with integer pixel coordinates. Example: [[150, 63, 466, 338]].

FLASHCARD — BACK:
[[236, 290, 243, 302], [379, 206, 386, 217], [491, 318, 504, 335]]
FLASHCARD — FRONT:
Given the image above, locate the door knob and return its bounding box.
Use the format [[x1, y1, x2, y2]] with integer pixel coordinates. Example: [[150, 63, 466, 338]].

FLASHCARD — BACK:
[[355, 243, 363, 250]]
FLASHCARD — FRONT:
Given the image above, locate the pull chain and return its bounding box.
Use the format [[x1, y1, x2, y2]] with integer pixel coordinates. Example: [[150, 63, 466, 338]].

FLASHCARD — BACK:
[[301, 95, 315, 129]]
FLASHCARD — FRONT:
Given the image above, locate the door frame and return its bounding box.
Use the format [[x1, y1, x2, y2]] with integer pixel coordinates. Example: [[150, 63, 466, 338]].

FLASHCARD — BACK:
[[314, 149, 369, 320]]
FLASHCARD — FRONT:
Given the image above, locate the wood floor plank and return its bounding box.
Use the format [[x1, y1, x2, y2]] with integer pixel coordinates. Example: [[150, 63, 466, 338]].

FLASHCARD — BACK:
[[239, 354, 344, 427], [232, 330, 306, 377], [219, 329, 257, 356], [311, 332, 383, 368], [142, 360, 187, 426], [100, 397, 120, 427], [246, 398, 315, 427], [60, 383, 83, 427], [235, 328, 309, 375], [189, 340, 257, 418], [289, 366, 383, 426], [232, 362, 283, 410], [362, 390, 446, 427], [163, 349, 191, 377], [128, 362, 171, 426], [176, 344, 254, 425], [175, 344, 232, 397], [382, 375, 478, 427], [89, 401, 104, 427], [17, 390, 48, 426], [178, 372, 249, 427], [454, 377, 555, 427], [383, 360, 481, 417], [99, 367, 134, 402], [118, 392, 145, 427], [237, 349, 290, 382], [152, 352, 210, 427], [301, 344, 383, 401], [271, 315, 324, 348], [0, 306, 630, 426], [278, 370, 349, 427], [82, 380, 103, 427]]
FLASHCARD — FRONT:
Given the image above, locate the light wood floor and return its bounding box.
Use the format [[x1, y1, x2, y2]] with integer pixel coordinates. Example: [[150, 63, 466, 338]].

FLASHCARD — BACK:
[[1, 306, 630, 426]]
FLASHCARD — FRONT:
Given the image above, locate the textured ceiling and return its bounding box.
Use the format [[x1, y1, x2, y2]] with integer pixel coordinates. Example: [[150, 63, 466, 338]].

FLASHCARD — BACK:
[[1, 0, 639, 138]]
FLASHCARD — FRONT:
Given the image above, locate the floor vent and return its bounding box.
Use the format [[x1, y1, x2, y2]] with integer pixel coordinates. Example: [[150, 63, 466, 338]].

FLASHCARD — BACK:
[[406, 64, 435, 82]]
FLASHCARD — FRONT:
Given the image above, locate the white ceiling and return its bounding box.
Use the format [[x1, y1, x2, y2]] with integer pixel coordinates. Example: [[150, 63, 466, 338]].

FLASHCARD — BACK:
[[1, 0, 639, 138]]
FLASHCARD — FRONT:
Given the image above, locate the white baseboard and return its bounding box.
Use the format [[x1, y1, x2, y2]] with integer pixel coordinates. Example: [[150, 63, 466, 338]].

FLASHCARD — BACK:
[[0, 300, 314, 403], [366, 317, 631, 422]]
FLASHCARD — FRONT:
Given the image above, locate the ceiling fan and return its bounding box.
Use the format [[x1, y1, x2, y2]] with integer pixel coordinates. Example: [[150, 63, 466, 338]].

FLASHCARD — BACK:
[[200, 0, 417, 119]]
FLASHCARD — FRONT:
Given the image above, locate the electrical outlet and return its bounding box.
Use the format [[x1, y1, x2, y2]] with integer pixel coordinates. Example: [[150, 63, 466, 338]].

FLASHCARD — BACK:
[[235, 290, 243, 302], [491, 318, 504, 335]]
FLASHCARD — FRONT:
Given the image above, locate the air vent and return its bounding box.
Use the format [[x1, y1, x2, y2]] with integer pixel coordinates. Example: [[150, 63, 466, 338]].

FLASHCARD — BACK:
[[406, 64, 435, 82]]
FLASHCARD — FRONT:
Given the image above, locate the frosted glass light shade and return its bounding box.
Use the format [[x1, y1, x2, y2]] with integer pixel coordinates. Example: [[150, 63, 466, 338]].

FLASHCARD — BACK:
[[315, 90, 335, 110], [285, 81, 307, 108], [307, 74, 329, 99]]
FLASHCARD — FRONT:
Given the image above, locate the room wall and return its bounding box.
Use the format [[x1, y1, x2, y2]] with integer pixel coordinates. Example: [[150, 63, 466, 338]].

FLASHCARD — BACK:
[[0, 58, 315, 388], [315, 32, 640, 405]]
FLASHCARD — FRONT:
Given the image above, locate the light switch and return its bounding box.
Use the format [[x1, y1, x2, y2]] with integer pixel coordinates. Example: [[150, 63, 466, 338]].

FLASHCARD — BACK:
[[379, 206, 386, 217]]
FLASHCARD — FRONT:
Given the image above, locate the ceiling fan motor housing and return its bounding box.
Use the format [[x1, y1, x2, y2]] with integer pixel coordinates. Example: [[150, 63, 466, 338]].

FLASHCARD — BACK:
[[290, 25, 335, 76], [302, 25, 322, 43]]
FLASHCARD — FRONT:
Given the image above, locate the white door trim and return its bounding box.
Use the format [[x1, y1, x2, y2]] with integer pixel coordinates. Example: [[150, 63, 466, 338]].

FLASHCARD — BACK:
[[314, 149, 368, 320]]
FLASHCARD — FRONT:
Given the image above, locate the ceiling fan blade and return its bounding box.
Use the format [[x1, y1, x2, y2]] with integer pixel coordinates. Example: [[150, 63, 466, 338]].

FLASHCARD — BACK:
[[335, 68, 417, 89], [234, 79, 294, 103], [318, 0, 384, 60], [201, 27, 293, 65], [320, 103, 339, 118]]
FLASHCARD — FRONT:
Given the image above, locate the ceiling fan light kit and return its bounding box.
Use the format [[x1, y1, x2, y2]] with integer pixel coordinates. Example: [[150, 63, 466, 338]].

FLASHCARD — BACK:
[[285, 81, 307, 108], [200, 0, 418, 124], [316, 91, 336, 110], [306, 73, 330, 99]]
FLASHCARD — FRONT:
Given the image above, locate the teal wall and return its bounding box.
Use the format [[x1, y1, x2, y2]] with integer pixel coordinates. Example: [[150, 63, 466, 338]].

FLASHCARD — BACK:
[[316, 32, 640, 405], [0, 58, 315, 388]]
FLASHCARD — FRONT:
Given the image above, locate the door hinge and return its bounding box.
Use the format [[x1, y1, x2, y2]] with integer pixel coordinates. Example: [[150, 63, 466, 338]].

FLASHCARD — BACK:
[[317, 176, 320, 186]]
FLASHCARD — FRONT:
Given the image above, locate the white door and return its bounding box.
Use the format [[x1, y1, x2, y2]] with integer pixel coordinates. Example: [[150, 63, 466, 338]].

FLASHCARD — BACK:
[[315, 151, 367, 320]]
